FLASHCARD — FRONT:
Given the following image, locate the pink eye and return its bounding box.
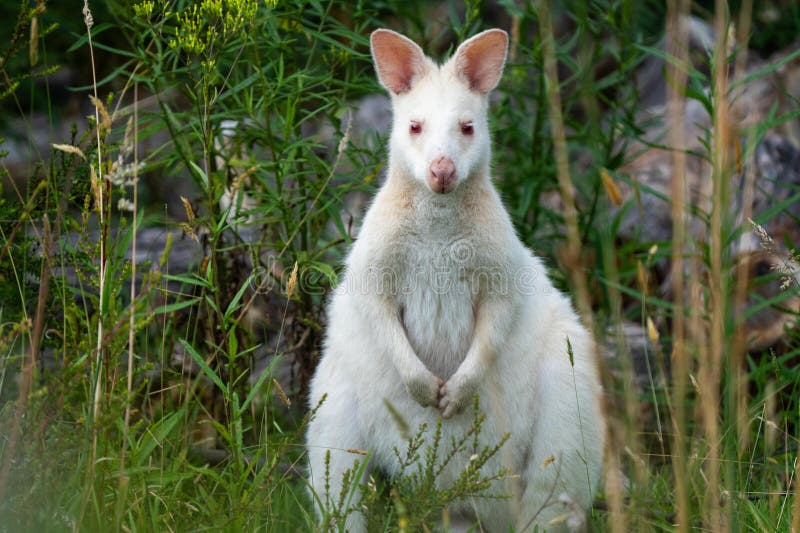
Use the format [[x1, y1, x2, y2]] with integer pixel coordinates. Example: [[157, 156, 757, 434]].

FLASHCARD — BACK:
[[460, 122, 474, 135], [409, 121, 422, 135]]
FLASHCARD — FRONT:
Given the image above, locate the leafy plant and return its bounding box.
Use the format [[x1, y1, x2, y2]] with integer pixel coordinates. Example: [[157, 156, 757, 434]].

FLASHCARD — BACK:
[[0, 0, 798, 531]]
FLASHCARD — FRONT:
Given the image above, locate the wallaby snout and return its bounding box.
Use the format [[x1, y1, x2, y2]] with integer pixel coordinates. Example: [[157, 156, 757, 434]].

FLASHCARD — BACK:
[[428, 156, 456, 194]]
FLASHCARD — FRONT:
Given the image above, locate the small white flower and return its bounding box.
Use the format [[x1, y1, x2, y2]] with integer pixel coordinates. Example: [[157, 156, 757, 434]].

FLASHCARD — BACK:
[[82, 0, 94, 30], [117, 198, 135, 212]]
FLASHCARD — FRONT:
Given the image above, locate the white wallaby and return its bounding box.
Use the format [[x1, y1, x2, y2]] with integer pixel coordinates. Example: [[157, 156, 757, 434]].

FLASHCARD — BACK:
[[306, 28, 605, 532]]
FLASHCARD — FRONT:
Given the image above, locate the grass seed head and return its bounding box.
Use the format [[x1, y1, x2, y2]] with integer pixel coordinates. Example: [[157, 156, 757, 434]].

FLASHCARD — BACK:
[[272, 378, 291, 407], [600, 168, 622, 206], [286, 261, 298, 299]]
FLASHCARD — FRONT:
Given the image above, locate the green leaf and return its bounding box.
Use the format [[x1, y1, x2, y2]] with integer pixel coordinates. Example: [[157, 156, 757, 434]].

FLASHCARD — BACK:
[[180, 338, 227, 394], [151, 297, 201, 315], [132, 407, 186, 465], [67, 22, 117, 52], [227, 329, 238, 359], [239, 354, 278, 415], [224, 276, 252, 319], [164, 273, 213, 289], [188, 161, 208, 188]]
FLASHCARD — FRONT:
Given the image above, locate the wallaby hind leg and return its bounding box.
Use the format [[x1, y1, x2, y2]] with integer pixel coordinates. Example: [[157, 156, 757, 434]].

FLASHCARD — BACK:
[[515, 371, 601, 532], [306, 390, 369, 532]]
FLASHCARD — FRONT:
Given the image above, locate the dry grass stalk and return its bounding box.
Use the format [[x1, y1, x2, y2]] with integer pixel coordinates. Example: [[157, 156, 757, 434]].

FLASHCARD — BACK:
[[82, 0, 107, 466], [665, 1, 691, 529], [701, 2, 735, 528], [730, 0, 755, 471], [119, 82, 140, 519], [536, 0, 617, 530], [535, 0, 592, 324], [792, 454, 800, 532]]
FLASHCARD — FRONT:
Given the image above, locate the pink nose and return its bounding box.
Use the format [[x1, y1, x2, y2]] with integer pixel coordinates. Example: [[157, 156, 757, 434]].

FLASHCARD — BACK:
[[427, 156, 456, 194]]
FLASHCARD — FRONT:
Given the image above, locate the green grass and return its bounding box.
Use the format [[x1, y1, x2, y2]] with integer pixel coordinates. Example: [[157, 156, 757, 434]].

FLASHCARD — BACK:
[[1, 0, 799, 531]]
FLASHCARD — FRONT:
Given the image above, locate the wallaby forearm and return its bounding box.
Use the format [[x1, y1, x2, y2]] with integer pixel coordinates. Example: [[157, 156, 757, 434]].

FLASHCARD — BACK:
[[369, 296, 442, 407], [439, 295, 518, 417]]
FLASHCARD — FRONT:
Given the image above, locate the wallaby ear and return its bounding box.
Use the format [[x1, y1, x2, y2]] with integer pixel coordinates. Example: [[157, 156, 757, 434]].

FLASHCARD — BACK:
[[452, 29, 508, 94], [371, 29, 429, 95]]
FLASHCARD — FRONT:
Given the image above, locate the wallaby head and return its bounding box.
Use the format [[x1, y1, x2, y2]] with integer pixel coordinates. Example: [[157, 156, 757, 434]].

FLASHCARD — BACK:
[[370, 29, 508, 194]]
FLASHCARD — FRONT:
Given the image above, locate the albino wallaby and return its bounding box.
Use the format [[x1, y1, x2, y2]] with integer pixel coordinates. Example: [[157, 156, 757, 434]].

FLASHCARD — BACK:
[[306, 28, 605, 532]]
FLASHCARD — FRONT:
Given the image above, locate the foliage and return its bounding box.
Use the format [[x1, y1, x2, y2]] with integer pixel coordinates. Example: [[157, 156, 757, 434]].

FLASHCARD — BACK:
[[0, 0, 798, 532]]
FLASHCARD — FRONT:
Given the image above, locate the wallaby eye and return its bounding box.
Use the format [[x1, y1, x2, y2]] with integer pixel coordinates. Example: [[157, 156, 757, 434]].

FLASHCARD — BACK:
[[460, 122, 474, 136], [409, 121, 422, 135]]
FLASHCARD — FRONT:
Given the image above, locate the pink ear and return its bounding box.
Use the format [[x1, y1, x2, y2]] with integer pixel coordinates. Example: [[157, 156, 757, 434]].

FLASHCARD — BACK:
[[452, 29, 508, 94], [370, 29, 429, 95]]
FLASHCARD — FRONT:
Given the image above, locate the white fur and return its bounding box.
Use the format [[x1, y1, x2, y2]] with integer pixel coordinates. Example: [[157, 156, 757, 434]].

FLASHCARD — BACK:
[[306, 29, 606, 532]]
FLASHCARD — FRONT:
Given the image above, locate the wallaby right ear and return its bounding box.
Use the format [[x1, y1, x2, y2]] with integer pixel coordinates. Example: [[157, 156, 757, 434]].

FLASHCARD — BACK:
[[452, 29, 508, 94], [370, 29, 429, 95]]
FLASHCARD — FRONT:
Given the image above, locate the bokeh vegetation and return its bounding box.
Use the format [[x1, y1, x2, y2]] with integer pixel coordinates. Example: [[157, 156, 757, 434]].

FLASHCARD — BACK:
[[1, 0, 798, 531]]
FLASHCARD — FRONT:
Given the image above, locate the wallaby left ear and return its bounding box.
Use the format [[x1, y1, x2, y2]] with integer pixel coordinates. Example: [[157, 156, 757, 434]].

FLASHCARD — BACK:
[[452, 29, 508, 94], [371, 29, 430, 95]]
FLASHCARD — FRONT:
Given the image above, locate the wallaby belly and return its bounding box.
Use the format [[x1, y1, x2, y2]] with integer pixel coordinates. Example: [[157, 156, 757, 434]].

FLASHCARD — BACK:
[[399, 268, 475, 380]]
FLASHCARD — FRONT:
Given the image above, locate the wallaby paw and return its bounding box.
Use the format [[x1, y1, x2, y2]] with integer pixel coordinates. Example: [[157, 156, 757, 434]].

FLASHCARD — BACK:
[[438, 374, 476, 419], [405, 370, 443, 408]]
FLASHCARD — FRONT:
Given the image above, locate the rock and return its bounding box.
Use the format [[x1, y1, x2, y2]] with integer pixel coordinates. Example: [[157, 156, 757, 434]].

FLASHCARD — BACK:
[[615, 31, 800, 350]]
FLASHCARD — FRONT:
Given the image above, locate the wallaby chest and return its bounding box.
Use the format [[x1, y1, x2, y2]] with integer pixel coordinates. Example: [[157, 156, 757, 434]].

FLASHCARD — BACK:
[[392, 218, 485, 378]]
